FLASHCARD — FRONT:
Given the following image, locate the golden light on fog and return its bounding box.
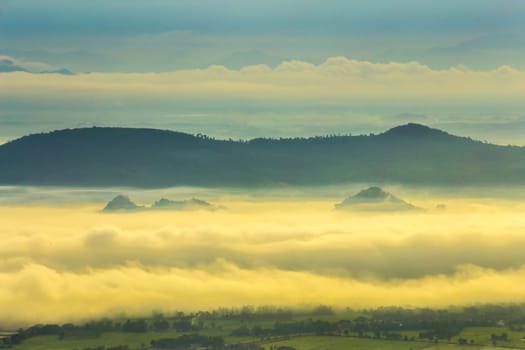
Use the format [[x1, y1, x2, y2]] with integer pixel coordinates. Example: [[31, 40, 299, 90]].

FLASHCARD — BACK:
[[1, 194, 525, 327]]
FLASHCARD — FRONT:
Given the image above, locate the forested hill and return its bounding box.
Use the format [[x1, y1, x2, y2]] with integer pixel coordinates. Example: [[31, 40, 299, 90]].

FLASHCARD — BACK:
[[0, 123, 524, 187]]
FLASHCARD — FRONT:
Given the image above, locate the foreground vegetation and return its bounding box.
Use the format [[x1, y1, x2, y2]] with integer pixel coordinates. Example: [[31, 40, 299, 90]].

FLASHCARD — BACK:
[[3, 304, 525, 350]]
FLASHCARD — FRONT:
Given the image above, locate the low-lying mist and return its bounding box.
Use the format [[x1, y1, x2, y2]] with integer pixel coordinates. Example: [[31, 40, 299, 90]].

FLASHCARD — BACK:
[[1, 185, 525, 327]]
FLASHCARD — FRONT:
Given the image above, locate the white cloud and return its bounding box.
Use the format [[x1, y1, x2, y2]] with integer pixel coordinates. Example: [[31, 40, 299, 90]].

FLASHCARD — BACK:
[[0, 55, 56, 72], [1, 57, 522, 100]]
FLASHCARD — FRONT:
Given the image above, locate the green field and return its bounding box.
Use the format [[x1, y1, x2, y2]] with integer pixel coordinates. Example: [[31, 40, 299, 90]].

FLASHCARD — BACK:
[[453, 326, 525, 348], [264, 336, 513, 350], [6, 306, 525, 350], [8, 330, 525, 350], [9, 330, 253, 350], [10, 332, 163, 350]]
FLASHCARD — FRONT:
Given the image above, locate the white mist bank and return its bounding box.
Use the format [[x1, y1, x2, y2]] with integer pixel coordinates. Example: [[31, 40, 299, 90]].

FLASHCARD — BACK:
[[1, 190, 525, 327]]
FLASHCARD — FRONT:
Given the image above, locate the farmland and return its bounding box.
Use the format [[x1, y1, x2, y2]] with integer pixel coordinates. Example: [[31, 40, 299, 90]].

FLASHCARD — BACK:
[[3, 305, 525, 350]]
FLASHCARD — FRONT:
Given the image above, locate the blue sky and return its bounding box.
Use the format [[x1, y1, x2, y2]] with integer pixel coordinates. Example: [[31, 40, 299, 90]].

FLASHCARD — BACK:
[[1, 0, 525, 144], [2, 0, 525, 70], [2, 0, 523, 36]]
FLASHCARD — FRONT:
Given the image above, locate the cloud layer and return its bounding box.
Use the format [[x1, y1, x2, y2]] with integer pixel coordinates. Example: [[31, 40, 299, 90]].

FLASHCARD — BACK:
[[0, 55, 57, 73], [2, 192, 525, 327], [2, 57, 523, 99]]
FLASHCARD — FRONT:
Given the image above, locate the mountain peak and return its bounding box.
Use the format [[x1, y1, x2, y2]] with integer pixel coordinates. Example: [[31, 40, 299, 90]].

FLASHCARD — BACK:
[[354, 186, 389, 199], [103, 195, 143, 212], [382, 123, 449, 138], [335, 187, 417, 211]]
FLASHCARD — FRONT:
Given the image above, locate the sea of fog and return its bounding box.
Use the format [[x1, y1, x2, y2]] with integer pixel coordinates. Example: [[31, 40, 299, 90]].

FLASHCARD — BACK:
[[1, 184, 525, 327]]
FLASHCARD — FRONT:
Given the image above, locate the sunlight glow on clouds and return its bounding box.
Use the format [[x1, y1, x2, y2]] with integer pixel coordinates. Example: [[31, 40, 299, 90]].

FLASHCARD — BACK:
[[2, 196, 525, 327]]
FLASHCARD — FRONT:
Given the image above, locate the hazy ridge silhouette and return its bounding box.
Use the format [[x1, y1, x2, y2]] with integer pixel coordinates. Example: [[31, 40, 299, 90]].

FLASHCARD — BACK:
[[0, 123, 523, 187]]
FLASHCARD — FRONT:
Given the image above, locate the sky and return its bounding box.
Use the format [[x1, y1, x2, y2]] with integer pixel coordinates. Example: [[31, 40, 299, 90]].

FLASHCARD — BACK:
[[1, 0, 525, 142]]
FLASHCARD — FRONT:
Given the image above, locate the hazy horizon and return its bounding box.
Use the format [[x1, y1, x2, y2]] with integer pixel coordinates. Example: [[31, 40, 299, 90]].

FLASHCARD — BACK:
[[1, 0, 525, 145]]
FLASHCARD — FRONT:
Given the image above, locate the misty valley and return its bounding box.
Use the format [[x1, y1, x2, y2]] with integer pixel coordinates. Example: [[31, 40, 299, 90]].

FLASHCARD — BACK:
[[2, 184, 525, 350]]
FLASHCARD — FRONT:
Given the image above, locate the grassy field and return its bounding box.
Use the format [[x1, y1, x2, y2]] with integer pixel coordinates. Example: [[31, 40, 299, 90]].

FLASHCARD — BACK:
[[9, 330, 251, 350], [263, 336, 513, 350], [453, 326, 525, 348], [9, 331, 525, 350], [11, 332, 158, 350], [264, 336, 430, 350]]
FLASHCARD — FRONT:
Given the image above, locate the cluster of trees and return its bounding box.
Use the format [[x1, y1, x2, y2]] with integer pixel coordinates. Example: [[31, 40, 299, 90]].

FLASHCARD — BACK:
[[353, 305, 525, 342], [367, 305, 525, 331], [231, 319, 337, 338], [1, 314, 200, 348], [118, 315, 185, 333], [491, 333, 508, 343], [227, 305, 525, 343], [1, 326, 130, 350], [77, 346, 128, 350], [150, 335, 223, 350], [456, 338, 473, 345], [204, 306, 295, 322]]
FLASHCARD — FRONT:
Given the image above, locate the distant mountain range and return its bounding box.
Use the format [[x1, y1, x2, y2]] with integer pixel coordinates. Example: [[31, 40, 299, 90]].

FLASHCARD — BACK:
[[102, 195, 215, 212], [0, 123, 524, 187], [0, 57, 75, 75]]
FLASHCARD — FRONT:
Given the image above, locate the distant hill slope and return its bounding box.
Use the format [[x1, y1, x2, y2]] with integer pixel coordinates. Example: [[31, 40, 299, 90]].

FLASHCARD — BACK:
[[335, 186, 418, 211], [102, 195, 215, 212], [103, 195, 144, 212], [0, 123, 524, 187]]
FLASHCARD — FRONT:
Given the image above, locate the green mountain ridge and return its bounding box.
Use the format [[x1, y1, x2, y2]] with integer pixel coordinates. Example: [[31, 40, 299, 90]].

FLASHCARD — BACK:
[[0, 123, 523, 187]]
